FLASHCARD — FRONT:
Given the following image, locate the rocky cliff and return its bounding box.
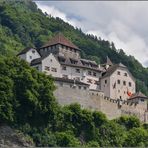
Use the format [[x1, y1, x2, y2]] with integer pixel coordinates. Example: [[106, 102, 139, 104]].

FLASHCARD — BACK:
[[0, 124, 34, 147]]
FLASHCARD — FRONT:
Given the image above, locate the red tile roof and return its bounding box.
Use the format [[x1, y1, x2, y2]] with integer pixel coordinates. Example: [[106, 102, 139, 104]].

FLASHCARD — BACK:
[[41, 32, 80, 50]]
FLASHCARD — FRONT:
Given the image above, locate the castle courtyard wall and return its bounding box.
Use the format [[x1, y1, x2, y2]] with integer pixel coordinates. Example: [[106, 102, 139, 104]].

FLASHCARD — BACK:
[[54, 83, 148, 123]]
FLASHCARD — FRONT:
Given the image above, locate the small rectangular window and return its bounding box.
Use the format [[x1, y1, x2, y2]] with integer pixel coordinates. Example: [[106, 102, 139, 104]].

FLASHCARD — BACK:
[[62, 66, 66, 70], [62, 75, 68, 79], [93, 72, 96, 76], [117, 80, 120, 84], [124, 73, 127, 76], [123, 81, 126, 86], [105, 79, 107, 84], [87, 79, 92, 84], [45, 66, 50, 71], [117, 71, 120, 75], [76, 68, 80, 73], [129, 82, 132, 87], [51, 67, 57, 72], [88, 71, 92, 75], [32, 50, 35, 54], [84, 87, 87, 90]]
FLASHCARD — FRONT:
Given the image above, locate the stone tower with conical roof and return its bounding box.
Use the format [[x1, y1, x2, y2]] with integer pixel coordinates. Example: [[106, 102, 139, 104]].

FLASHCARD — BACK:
[[105, 56, 113, 69]]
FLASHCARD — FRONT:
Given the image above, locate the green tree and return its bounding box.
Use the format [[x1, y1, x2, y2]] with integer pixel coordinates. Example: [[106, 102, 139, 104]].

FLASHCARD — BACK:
[[55, 131, 80, 147], [124, 127, 148, 147], [98, 121, 126, 146], [114, 115, 141, 130], [0, 57, 58, 126]]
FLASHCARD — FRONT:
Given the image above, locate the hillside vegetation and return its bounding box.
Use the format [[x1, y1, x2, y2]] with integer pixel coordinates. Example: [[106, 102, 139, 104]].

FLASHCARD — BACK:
[[0, 57, 148, 147], [0, 0, 147, 95]]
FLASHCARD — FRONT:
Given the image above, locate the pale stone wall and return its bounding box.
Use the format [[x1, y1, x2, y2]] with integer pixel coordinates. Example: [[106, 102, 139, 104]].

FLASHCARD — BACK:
[[54, 81, 91, 108], [41, 53, 61, 77], [54, 81, 104, 110], [101, 67, 135, 100], [26, 48, 40, 63], [54, 83, 148, 123], [100, 77, 111, 98], [61, 65, 101, 90], [58, 45, 80, 59], [99, 97, 121, 119]]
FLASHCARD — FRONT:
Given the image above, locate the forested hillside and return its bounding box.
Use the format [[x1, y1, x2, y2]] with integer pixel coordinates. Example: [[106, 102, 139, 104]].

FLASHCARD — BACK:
[[0, 0, 148, 95]]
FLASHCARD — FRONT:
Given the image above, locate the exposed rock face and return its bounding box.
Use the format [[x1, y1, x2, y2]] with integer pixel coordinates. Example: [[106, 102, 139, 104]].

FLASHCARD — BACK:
[[0, 125, 34, 147]]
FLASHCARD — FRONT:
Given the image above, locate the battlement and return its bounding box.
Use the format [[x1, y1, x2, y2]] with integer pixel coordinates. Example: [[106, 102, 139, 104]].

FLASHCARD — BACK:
[[54, 82, 148, 123]]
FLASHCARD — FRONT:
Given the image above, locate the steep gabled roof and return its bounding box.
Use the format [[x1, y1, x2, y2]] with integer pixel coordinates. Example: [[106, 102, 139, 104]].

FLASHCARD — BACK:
[[101, 56, 113, 66], [57, 55, 102, 72], [30, 54, 49, 66], [17, 47, 34, 56], [30, 57, 42, 65], [101, 63, 135, 80], [41, 32, 80, 50], [129, 91, 148, 100]]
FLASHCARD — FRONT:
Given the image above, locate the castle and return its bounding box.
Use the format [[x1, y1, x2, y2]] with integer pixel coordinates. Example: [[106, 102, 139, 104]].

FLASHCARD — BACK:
[[18, 33, 148, 123]]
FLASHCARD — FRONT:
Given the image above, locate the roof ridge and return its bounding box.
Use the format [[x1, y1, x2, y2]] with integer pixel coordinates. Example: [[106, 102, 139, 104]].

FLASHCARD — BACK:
[[41, 32, 80, 50]]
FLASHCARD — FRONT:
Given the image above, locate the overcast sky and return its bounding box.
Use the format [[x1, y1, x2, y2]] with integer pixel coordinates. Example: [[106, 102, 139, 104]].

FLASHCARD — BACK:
[[35, 1, 148, 67]]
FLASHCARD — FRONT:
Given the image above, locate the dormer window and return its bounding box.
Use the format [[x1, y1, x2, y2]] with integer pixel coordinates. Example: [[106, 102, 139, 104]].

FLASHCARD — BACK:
[[32, 50, 35, 54], [70, 59, 78, 64], [76, 68, 80, 73]]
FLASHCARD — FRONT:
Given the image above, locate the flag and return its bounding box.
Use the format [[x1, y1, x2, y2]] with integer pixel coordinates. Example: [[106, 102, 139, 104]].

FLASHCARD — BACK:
[[127, 90, 132, 97]]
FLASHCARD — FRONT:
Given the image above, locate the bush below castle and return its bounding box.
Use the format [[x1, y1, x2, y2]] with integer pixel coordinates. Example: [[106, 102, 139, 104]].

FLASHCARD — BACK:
[[0, 57, 148, 147]]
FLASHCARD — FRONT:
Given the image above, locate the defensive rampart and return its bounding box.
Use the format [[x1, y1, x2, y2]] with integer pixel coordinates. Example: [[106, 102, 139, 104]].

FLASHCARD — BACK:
[[54, 82, 148, 123]]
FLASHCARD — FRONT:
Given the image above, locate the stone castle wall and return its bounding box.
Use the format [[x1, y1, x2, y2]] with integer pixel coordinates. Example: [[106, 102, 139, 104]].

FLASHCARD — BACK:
[[54, 82, 148, 123]]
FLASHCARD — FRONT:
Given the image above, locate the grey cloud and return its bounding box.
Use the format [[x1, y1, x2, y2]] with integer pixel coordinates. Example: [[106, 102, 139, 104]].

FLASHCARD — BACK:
[[35, 1, 148, 67]]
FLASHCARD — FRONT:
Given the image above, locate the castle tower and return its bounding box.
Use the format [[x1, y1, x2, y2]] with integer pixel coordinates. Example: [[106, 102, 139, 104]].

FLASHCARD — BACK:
[[106, 56, 113, 69], [38, 32, 81, 59]]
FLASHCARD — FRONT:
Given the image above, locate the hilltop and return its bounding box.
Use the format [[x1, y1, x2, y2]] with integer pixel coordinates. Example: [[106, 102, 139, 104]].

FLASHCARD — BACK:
[[0, 0, 148, 95]]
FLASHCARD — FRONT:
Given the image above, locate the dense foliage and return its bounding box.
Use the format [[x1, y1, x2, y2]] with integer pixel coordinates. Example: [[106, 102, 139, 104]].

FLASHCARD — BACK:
[[0, 0, 148, 95], [0, 57, 148, 146]]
